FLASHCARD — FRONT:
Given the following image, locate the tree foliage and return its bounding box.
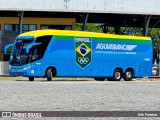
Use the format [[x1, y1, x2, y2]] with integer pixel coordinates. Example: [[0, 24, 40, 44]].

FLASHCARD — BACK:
[[76, 23, 103, 32]]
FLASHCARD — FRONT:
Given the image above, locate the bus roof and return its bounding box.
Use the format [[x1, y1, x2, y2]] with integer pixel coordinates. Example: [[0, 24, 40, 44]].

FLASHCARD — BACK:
[[19, 29, 151, 40]]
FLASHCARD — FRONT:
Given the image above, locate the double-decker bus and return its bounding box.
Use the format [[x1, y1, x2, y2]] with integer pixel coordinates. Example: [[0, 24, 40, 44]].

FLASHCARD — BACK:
[[4, 29, 153, 81]]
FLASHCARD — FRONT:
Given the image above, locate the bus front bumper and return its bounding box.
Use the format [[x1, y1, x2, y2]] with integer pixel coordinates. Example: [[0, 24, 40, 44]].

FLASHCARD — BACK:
[[9, 65, 37, 77], [9, 68, 30, 76]]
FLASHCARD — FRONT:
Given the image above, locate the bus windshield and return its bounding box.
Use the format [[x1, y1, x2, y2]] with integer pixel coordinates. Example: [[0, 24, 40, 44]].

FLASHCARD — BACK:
[[10, 38, 34, 66]]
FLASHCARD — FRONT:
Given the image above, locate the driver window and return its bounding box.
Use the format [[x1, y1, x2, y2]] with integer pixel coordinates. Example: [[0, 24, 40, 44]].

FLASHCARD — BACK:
[[31, 46, 41, 61]]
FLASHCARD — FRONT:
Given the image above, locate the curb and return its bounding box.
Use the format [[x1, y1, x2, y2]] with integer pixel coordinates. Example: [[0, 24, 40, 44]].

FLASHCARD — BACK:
[[0, 77, 94, 81]]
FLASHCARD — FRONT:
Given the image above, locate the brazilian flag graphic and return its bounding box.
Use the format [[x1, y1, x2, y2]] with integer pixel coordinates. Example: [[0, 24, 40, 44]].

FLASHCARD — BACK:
[[75, 37, 92, 69]]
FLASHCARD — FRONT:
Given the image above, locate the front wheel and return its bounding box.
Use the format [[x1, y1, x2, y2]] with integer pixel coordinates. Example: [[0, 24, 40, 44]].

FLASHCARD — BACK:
[[47, 69, 52, 81], [29, 77, 34, 81], [123, 70, 133, 81]]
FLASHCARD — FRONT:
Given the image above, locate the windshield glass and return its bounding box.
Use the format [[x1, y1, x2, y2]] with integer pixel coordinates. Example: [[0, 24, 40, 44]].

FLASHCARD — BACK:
[[10, 38, 34, 66]]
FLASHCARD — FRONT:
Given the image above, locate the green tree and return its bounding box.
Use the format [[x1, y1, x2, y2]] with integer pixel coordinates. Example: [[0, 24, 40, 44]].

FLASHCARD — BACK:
[[76, 23, 103, 32]]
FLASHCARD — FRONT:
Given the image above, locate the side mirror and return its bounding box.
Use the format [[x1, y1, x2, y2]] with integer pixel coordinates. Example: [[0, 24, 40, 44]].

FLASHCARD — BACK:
[[4, 43, 14, 54], [26, 42, 41, 54]]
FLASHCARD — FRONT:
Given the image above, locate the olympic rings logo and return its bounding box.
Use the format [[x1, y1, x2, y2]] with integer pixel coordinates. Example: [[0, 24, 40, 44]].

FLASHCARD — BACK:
[[78, 57, 89, 64]]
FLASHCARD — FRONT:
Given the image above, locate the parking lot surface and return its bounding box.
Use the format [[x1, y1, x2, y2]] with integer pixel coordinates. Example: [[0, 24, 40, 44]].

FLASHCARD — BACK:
[[0, 80, 160, 112]]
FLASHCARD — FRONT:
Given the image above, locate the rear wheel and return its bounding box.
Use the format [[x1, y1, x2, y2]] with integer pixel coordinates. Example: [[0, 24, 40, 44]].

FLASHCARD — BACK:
[[94, 77, 105, 81], [123, 70, 133, 81], [47, 68, 52, 81], [113, 69, 122, 81], [29, 77, 34, 81]]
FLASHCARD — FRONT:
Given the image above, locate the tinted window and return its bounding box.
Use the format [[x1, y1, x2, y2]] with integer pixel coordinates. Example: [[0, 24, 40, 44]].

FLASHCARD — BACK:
[[35, 35, 53, 57]]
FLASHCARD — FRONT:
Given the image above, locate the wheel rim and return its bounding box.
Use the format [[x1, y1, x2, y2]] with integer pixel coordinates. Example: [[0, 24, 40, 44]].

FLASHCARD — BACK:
[[115, 72, 121, 79], [126, 71, 132, 78]]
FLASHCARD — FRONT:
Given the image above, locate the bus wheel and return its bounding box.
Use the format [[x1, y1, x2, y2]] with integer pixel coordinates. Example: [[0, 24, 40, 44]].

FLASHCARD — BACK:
[[113, 69, 122, 81], [29, 77, 34, 81], [94, 77, 105, 81], [47, 69, 52, 81], [123, 70, 133, 81]]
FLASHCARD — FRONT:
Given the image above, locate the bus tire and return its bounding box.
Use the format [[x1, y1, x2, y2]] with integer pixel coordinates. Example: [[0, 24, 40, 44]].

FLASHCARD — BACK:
[[47, 68, 52, 81], [113, 69, 122, 81], [29, 77, 34, 81], [123, 70, 133, 81], [94, 77, 105, 81]]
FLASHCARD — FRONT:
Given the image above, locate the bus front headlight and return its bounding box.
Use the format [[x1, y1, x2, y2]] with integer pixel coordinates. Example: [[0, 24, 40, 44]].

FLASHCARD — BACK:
[[9, 65, 11, 70], [23, 66, 32, 70]]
